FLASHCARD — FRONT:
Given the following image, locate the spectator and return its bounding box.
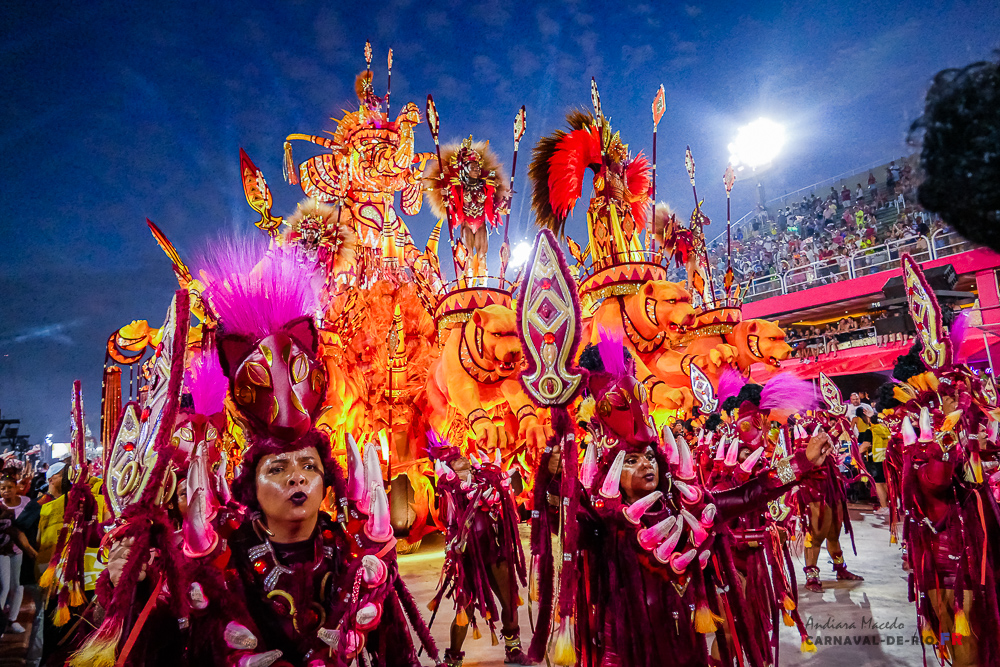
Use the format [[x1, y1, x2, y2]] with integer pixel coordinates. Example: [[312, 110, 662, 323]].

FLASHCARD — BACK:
[[0, 469, 37, 636], [867, 171, 878, 200], [846, 392, 874, 420]]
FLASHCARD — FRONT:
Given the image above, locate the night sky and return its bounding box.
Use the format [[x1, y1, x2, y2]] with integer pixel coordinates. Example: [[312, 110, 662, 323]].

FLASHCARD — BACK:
[[2, 1, 998, 443]]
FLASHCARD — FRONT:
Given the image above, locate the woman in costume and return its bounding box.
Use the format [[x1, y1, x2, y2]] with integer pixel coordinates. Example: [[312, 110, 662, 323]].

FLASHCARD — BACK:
[[885, 343, 1000, 667], [426, 437, 530, 667], [87, 242, 439, 667], [791, 411, 866, 592], [530, 340, 834, 667], [700, 392, 813, 663]]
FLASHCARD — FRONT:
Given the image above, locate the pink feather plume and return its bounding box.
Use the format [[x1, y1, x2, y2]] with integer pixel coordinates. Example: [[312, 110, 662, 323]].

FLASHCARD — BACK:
[[597, 326, 628, 378], [197, 236, 319, 340], [759, 373, 819, 414], [185, 350, 227, 416], [717, 368, 748, 404], [950, 309, 970, 356]]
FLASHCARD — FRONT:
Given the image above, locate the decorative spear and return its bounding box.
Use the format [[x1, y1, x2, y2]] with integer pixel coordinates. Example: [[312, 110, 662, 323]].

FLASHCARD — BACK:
[[518, 230, 586, 664], [591, 77, 605, 159], [499, 105, 527, 280], [651, 86, 666, 252], [723, 163, 736, 297], [385, 48, 393, 115], [364, 40, 372, 71], [685, 146, 717, 306], [425, 95, 461, 281]]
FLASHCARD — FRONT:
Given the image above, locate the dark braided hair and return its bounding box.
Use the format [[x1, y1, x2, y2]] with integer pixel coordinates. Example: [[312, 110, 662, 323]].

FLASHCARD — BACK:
[[908, 55, 1000, 250], [703, 412, 724, 432]]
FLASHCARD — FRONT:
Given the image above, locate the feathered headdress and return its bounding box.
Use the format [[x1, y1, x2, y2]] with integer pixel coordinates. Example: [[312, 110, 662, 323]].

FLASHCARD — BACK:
[[422, 138, 510, 220], [285, 198, 358, 275], [529, 110, 650, 238]]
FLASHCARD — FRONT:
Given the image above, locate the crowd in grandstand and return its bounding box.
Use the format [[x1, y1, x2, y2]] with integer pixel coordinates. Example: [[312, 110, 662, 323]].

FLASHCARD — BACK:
[[784, 314, 888, 359], [706, 159, 962, 293]]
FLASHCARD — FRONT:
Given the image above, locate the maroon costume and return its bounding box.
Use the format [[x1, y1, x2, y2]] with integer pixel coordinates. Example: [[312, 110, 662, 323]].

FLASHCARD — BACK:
[[529, 340, 821, 667]]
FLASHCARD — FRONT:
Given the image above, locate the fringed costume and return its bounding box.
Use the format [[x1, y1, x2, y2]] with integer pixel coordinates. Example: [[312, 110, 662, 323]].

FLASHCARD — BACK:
[[427, 437, 530, 666]]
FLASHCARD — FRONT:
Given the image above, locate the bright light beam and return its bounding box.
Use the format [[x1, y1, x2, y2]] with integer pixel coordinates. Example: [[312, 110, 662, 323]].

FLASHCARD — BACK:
[[728, 118, 786, 169], [508, 241, 532, 269]]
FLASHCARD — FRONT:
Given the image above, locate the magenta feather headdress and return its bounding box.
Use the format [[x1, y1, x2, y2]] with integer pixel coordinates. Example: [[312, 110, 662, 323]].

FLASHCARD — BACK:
[[950, 309, 970, 356], [760, 373, 819, 414], [718, 367, 748, 405], [185, 350, 227, 416], [198, 236, 319, 340], [596, 326, 630, 378]]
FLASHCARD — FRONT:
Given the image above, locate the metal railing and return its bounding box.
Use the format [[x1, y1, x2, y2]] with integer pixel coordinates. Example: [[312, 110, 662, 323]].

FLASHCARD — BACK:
[[787, 326, 880, 357], [738, 232, 974, 304], [931, 229, 976, 259]]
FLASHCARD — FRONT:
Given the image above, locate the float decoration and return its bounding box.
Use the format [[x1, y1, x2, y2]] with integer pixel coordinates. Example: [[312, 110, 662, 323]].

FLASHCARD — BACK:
[[282, 42, 433, 268], [239, 148, 283, 237], [530, 77, 656, 308]]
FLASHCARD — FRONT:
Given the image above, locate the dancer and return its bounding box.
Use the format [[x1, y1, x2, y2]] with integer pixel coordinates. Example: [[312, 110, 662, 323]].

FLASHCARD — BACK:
[[530, 339, 834, 667], [879, 255, 1000, 667], [427, 437, 530, 666], [424, 136, 509, 281]]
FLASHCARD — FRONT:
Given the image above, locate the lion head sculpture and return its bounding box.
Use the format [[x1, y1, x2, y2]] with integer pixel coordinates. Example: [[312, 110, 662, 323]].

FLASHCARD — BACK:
[[624, 280, 697, 346], [731, 319, 793, 370], [462, 304, 522, 380]]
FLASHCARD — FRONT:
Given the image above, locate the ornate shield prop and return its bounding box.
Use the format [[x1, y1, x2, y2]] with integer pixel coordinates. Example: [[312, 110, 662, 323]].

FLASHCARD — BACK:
[[105, 290, 191, 517], [819, 372, 847, 416], [901, 253, 951, 370], [689, 364, 717, 413], [517, 229, 584, 407]]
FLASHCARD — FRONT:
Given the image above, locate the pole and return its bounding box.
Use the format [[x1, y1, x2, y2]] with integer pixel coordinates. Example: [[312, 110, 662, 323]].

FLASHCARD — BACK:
[[985, 333, 995, 376], [500, 106, 527, 280], [385, 48, 393, 116], [651, 86, 665, 254], [425, 95, 461, 281]]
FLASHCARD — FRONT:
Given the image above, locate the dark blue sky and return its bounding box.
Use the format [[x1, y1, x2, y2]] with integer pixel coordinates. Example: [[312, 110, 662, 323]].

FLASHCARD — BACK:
[[2, 1, 998, 442]]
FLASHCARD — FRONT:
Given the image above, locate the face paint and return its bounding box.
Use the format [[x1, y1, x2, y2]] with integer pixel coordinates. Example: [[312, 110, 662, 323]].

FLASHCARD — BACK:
[[255, 446, 326, 529], [620, 446, 659, 501]]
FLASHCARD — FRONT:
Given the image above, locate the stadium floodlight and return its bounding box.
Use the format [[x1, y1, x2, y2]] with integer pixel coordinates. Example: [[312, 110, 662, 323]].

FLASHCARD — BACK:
[[728, 118, 786, 169], [508, 241, 533, 269]]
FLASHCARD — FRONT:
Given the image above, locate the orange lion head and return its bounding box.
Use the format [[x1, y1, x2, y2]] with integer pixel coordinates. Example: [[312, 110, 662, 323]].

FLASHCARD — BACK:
[[739, 319, 792, 369], [466, 305, 522, 378], [629, 280, 697, 344]]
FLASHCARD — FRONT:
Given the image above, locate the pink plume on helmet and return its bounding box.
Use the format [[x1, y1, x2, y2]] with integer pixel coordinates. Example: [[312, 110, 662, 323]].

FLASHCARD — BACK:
[[198, 236, 319, 340], [760, 373, 819, 414]]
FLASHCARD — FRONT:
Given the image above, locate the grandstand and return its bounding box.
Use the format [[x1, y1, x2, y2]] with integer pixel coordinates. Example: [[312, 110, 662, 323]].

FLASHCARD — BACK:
[[710, 158, 1000, 395]]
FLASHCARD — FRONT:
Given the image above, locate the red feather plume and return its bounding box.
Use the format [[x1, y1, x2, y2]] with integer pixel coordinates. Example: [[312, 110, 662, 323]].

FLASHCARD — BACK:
[[625, 152, 652, 233], [549, 126, 602, 222]]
